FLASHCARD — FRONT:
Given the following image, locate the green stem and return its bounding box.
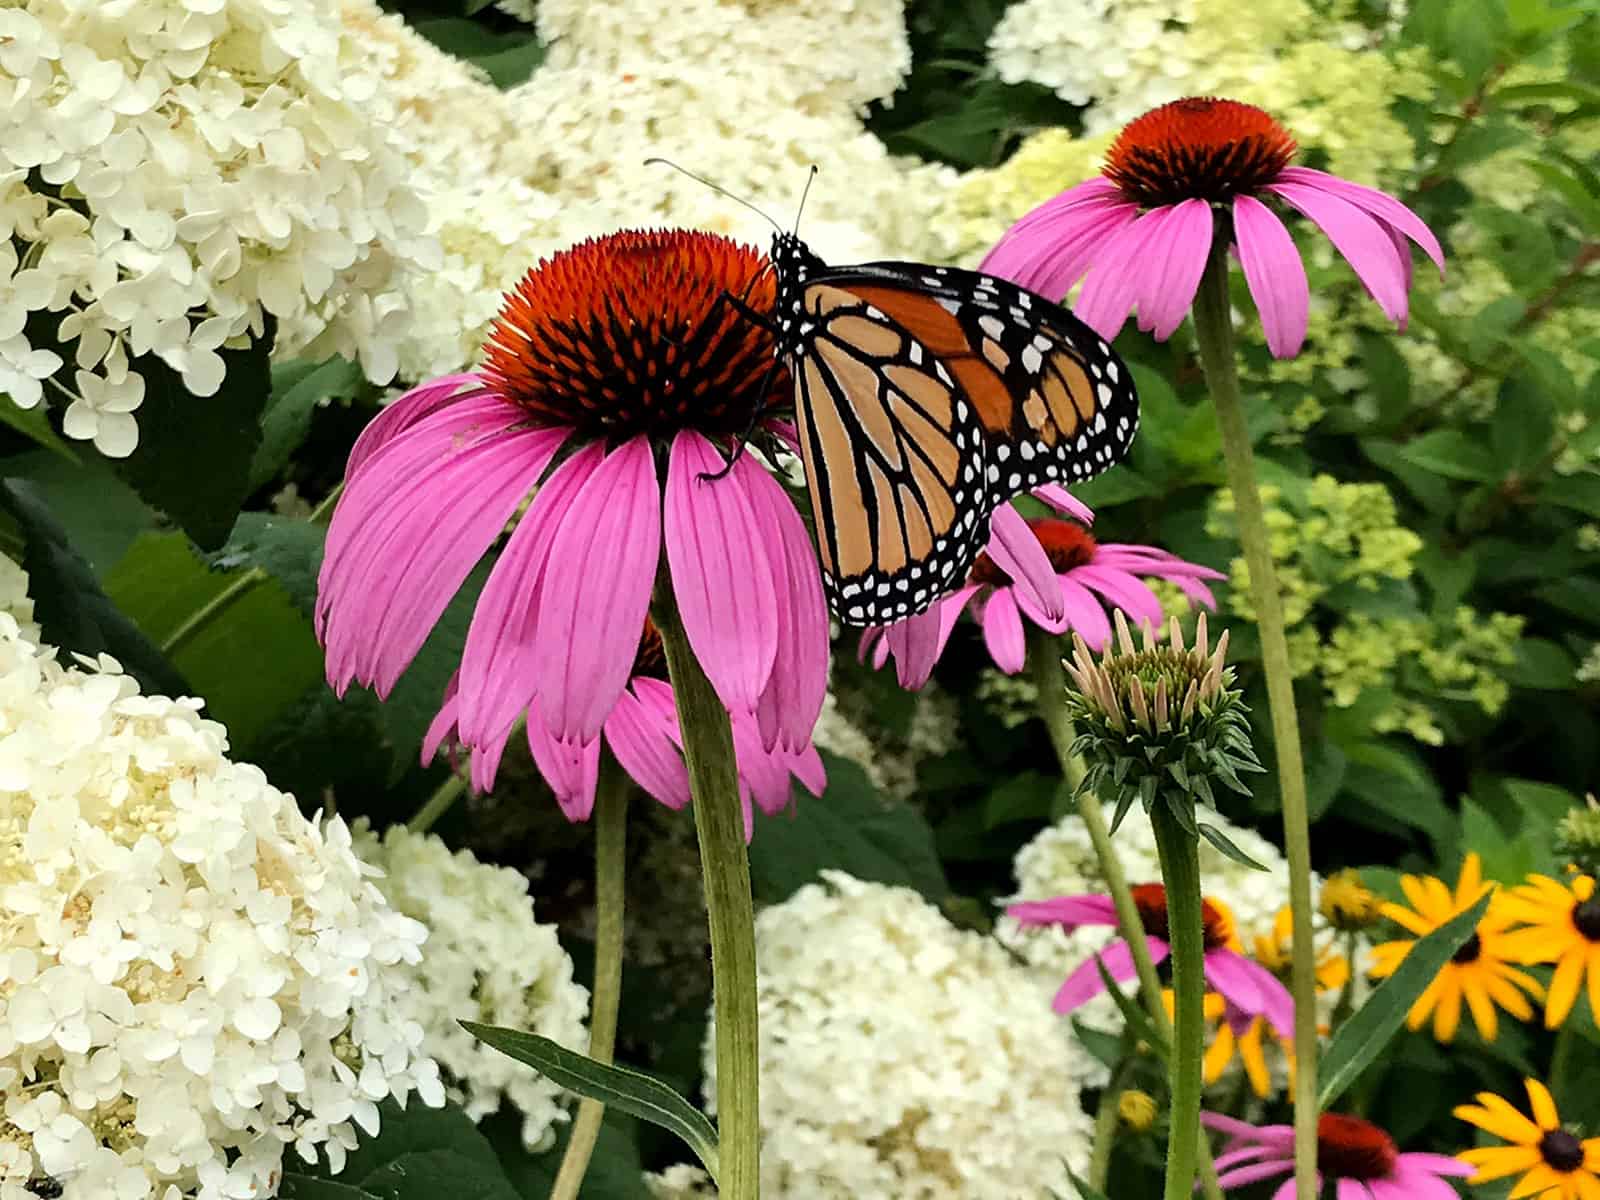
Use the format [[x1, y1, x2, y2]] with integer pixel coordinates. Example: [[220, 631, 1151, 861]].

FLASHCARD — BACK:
[[1030, 636, 1226, 1200], [310, 481, 344, 525], [1193, 245, 1318, 1200], [408, 773, 465, 834], [655, 594, 761, 1200], [1087, 1061, 1135, 1190], [161, 568, 265, 656], [550, 765, 630, 1200], [1551, 1022, 1576, 1107], [1150, 804, 1205, 1200]]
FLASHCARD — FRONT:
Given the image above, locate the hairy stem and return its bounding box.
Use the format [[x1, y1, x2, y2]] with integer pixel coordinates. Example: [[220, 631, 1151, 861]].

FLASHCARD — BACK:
[[1150, 804, 1205, 1200]]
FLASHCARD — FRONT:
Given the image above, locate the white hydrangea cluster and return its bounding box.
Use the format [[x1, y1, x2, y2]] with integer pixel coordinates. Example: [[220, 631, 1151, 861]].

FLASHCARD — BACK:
[[0, 0, 439, 456], [0, 557, 38, 646], [0, 577, 443, 1199], [351, 824, 589, 1152], [644, 1165, 718, 1199], [703, 871, 1097, 1199]]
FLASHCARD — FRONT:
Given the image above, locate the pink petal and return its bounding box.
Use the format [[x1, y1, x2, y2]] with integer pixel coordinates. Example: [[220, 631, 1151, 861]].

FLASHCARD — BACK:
[[982, 182, 1141, 299], [1337, 1180, 1374, 1200], [882, 605, 945, 691], [603, 680, 690, 810], [1132, 198, 1213, 340], [1277, 167, 1445, 276], [456, 443, 604, 750], [663, 432, 779, 713], [531, 436, 660, 742], [1397, 1155, 1474, 1180], [1216, 1161, 1295, 1191], [1267, 181, 1410, 324], [468, 720, 518, 793], [980, 587, 1027, 673], [1214, 1145, 1277, 1172], [525, 718, 602, 821], [318, 402, 567, 699], [1033, 484, 1095, 525], [421, 673, 460, 766], [1071, 564, 1164, 631], [732, 713, 799, 817], [785, 743, 826, 797], [1005, 895, 1119, 928], [986, 504, 1064, 622], [1202, 1113, 1293, 1144], [1058, 575, 1112, 649], [745, 461, 828, 752], [858, 625, 889, 668], [1072, 207, 1167, 341], [1273, 1179, 1303, 1200], [1233, 194, 1310, 358], [1207, 950, 1295, 1038], [1052, 938, 1168, 1014], [346, 373, 490, 479]]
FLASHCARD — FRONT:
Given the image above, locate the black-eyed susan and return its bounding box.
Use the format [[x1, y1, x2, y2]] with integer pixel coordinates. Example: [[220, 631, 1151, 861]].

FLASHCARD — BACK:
[[1456, 1079, 1600, 1200], [1254, 905, 1352, 994], [1320, 868, 1383, 932], [1499, 874, 1600, 1028], [1369, 852, 1543, 1043]]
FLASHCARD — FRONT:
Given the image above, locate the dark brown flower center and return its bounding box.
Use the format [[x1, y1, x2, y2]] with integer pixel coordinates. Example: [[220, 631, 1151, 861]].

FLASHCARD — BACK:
[[1541, 1130, 1585, 1173], [479, 229, 787, 440], [1131, 883, 1231, 950], [969, 519, 1097, 586], [1452, 932, 1483, 964], [1572, 898, 1600, 942], [1104, 98, 1298, 208], [1317, 1114, 1399, 1180]]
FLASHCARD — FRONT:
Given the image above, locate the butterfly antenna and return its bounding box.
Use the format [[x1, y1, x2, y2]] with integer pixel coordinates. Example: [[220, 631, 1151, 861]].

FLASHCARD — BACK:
[[793, 164, 819, 234], [644, 157, 782, 233]]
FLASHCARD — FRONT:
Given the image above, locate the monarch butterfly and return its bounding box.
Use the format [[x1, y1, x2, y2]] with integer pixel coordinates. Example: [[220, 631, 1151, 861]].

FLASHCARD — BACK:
[[759, 231, 1139, 626]]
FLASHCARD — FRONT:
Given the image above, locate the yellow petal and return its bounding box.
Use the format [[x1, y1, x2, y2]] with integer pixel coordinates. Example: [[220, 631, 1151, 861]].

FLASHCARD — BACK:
[[1456, 1092, 1542, 1144], [1457, 1145, 1542, 1183], [1547, 952, 1586, 1028], [1434, 971, 1464, 1042], [1456, 852, 1484, 904], [1464, 974, 1499, 1042], [1526, 1078, 1562, 1130], [1510, 1164, 1562, 1199], [1240, 1020, 1270, 1099]]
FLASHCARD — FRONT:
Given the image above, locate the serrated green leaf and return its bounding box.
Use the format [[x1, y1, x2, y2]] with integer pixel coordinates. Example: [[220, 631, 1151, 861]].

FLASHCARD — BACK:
[[462, 1023, 720, 1181], [1318, 890, 1493, 1108], [251, 357, 366, 492], [411, 17, 546, 87], [0, 396, 78, 463]]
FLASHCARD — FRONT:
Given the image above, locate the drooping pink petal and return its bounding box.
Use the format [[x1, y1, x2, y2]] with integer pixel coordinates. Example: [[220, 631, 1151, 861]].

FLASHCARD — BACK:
[[1336, 1179, 1374, 1200], [1233, 194, 1310, 359], [1276, 167, 1445, 276], [1052, 938, 1169, 1014], [1005, 895, 1119, 928], [664, 432, 779, 713], [1273, 1178, 1303, 1200], [1214, 1144, 1277, 1172], [987, 503, 1064, 623], [525, 718, 602, 821], [603, 680, 690, 810], [732, 713, 799, 817], [531, 436, 660, 742], [421, 673, 460, 766], [859, 625, 890, 669], [785, 742, 826, 798], [318, 403, 567, 699], [881, 605, 944, 691], [468, 719, 518, 793], [1073, 207, 1167, 341], [1071, 564, 1165, 632], [980, 587, 1027, 673], [745, 458, 828, 752], [1033, 484, 1095, 525], [1267, 181, 1410, 324], [1216, 1160, 1296, 1191], [1207, 949, 1296, 1038], [1202, 1113, 1294, 1144], [346, 373, 490, 479], [982, 182, 1141, 300], [1058, 574, 1113, 649], [1132, 198, 1213, 340], [456, 443, 604, 749], [1396, 1155, 1473, 1179]]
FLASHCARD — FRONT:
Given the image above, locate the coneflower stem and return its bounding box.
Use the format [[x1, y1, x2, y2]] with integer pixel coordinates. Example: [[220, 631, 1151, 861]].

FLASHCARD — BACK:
[[655, 593, 761, 1200], [1150, 803, 1205, 1200], [550, 764, 629, 1200], [1192, 243, 1318, 1200], [408, 774, 466, 834], [1087, 1060, 1135, 1189], [1031, 635, 1226, 1200]]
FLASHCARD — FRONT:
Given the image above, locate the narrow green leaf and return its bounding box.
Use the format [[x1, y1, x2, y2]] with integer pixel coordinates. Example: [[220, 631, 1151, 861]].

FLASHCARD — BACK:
[[1198, 822, 1268, 871], [1064, 1169, 1114, 1200], [1318, 890, 1493, 1108], [1090, 953, 1167, 1061], [462, 1023, 721, 1181]]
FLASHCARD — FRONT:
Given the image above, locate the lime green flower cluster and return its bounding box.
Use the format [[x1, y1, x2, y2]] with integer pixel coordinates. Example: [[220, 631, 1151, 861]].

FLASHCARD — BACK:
[[1208, 478, 1524, 743]]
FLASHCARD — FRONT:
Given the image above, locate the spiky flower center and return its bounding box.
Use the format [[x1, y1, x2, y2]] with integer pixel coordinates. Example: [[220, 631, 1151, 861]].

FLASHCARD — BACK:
[[1104, 98, 1298, 208], [1131, 883, 1231, 949], [970, 519, 1097, 585], [1541, 1129, 1586, 1173], [1316, 1114, 1399, 1180], [1572, 896, 1600, 942], [480, 229, 785, 440], [1102, 643, 1215, 708]]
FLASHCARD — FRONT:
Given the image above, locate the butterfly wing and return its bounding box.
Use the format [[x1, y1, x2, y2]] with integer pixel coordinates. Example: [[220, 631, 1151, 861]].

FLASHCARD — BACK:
[[788, 263, 1138, 626]]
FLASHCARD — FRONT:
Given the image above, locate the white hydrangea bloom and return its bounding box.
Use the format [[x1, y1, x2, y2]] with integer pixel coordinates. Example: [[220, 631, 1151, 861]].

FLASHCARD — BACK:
[[0, 579, 443, 1199], [0, 0, 439, 456], [645, 1164, 718, 1198], [704, 871, 1097, 1198], [0, 557, 39, 646], [352, 824, 590, 1152]]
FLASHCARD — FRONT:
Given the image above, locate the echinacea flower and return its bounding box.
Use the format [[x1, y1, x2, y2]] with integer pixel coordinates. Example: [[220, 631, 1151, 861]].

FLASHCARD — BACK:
[[1369, 852, 1543, 1043], [1456, 1079, 1600, 1200], [981, 97, 1445, 358], [1498, 874, 1600, 1028], [1204, 1111, 1472, 1199], [316, 231, 828, 805], [859, 512, 1222, 689], [426, 620, 824, 829], [1007, 883, 1293, 1035]]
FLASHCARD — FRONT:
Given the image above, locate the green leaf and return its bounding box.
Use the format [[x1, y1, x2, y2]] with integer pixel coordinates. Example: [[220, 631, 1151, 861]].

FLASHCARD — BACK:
[[1541, 474, 1600, 519], [280, 1100, 520, 1200], [1526, 158, 1600, 233], [1198, 822, 1268, 870], [485, 1109, 653, 1200], [251, 357, 367, 492], [411, 18, 546, 87], [982, 770, 1059, 829], [0, 479, 187, 696], [1091, 952, 1166, 1060], [1317, 889, 1493, 1109], [102, 531, 323, 747], [748, 753, 947, 902], [1396, 430, 1502, 483], [1505, 637, 1574, 689], [215, 513, 326, 620], [1064, 1169, 1114, 1200], [0, 398, 79, 463], [462, 1024, 720, 1181], [111, 325, 275, 550], [0, 448, 155, 575]]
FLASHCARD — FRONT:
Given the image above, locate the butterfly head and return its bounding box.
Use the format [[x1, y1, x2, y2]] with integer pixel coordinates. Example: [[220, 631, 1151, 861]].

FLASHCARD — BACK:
[[769, 231, 824, 353]]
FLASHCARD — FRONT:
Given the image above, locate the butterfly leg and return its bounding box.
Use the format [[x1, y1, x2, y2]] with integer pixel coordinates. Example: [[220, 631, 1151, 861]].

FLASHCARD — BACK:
[[697, 287, 784, 483]]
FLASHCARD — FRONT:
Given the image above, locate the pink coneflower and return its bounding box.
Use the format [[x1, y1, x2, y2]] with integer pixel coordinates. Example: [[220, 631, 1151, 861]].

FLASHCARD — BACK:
[[425, 620, 824, 829], [1204, 1111, 1473, 1199], [1007, 884, 1294, 1035], [860, 512, 1222, 689], [316, 231, 828, 804], [981, 97, 1444, 357]]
